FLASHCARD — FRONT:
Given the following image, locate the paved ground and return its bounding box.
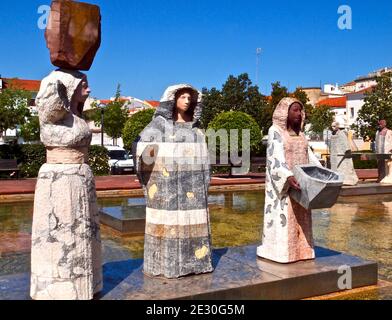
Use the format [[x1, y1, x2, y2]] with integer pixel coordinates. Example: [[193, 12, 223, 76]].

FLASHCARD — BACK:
[[0, 169, 378, 196], [0, 173, 267, 195]]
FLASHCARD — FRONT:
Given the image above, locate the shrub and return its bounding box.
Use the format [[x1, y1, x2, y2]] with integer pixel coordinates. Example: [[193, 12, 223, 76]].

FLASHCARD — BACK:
[[122, 109, 155, 151], [207, 111, 262, 157], [19, 144, 46, 178], [88, 145, 110, 176]]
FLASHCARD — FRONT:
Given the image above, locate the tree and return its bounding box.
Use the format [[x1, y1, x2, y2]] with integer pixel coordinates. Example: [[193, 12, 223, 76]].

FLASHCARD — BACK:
[[352, 72, 392, 141], [0, 87, 32, 138], [201, 73, 270, 133], [92, 85, 129, 145], [200, 87, 224, 129], [20, 116, 40, 142], [122, 108, 155, 151], [309, 105, 335, 135], [270, 81, 289, 109]]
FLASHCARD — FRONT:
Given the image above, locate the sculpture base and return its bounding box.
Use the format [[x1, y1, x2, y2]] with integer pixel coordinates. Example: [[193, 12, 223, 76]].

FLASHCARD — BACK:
[[0, 245, 378, 300], [99, 201, 146, 235], [340, 183, 392, 196]]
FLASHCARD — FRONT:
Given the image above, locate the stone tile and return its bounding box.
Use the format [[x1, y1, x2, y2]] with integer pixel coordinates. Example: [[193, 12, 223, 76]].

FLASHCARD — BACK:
[[0, 245, 378, 300]]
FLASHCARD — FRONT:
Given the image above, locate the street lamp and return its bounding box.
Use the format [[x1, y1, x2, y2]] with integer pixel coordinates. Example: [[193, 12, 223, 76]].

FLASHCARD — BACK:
[[98, 103, 106, 147], [256, 48, 262, 87]]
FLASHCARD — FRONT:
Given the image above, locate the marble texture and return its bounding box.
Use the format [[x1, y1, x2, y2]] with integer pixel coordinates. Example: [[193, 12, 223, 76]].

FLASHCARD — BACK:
[[330, 130, 359, 186], [1, 245, 379, 300], [135, 84, 213, 279], [289, 165, 343, 210], [257, 98, 322, 264], [31, 70, 102, 300]]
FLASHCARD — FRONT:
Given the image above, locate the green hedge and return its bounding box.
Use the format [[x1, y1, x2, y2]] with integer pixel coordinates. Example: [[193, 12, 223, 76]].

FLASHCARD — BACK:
[[353, 160, 378, 169], [19, 144, 46, 178], [122, 109, 155, 151], [207, 111, 263, 156], [0, 144, 110, 178]]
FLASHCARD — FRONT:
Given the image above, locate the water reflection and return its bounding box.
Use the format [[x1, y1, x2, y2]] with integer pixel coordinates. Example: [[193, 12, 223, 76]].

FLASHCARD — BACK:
[[0, 191, 391, 299]]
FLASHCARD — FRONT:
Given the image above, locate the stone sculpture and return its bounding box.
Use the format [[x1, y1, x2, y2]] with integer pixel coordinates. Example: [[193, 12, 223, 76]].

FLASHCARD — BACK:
[[31, 0, 102, 300], [329, 122, 359, 186], [135, 84, 214, 278], [45, 0, 101, 71], [375, 119, 392, 184], [289, 165, 343, 210], [257, 98, 322, 264]]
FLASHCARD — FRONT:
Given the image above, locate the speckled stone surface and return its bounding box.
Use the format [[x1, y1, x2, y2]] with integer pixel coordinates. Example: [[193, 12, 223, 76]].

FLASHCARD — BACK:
[[330, 130, 359, 186], [135, 84, 213, 279], [0, 245, 378, 300], [290, 165, 343, 210]]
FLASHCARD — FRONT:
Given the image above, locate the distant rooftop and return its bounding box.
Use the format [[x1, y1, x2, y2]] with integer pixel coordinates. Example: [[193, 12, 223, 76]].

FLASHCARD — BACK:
[[355, 67, 392, 82], [1, 78, 41, 92]]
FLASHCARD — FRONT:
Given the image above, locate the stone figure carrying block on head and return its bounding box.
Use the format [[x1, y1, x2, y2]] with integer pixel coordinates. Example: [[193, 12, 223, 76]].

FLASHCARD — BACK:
[[257, 98, 321, 264], [30, 0, 102, 300], [376, 119, 392, 184], [330, 122, 358, 186], [135, 84, 213, 279]]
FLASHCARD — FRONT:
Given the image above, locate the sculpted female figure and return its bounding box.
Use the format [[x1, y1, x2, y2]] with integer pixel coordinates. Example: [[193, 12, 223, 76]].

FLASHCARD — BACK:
[[257, 98, 321, 264], [31, 70, 102, 300], [135, 84, 213, 279]]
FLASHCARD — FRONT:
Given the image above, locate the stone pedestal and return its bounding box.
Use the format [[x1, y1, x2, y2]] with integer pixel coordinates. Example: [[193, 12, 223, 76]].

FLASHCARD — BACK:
[[381, 159, 392, 184]]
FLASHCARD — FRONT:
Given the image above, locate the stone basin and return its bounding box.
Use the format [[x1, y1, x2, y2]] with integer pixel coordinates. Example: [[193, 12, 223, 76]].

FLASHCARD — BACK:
[[289, 165, 343, 210]]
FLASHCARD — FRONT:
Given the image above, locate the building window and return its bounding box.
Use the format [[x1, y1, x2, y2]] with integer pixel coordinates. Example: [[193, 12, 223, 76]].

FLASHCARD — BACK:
[[350, 108, 355, 119]]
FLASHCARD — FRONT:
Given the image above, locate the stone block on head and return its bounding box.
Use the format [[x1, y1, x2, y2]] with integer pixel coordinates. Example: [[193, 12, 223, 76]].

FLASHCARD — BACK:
[[45, 0, 101, 71]]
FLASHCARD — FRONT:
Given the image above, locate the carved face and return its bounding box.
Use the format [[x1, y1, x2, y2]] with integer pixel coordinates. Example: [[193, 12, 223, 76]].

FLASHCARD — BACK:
[[72, 77, 91, 116], [175, 91, 192, 113], [379, 120, 387, 130], [287, 102, 303, 129]]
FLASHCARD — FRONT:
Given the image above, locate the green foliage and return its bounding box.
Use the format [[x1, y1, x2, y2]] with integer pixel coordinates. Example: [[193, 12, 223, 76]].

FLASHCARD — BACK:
[[88, 145, 110, 176], [20, 116, 40, 142], [353, 159, 378, 169], [309, 105, 335, 134], [200, 74, 270, 134], [207, 111, 262, 156], [91, 85, 129, 142], [270, 81, 289, 109], [122, 109, 155, 151], [0, 144, 111, 178], [0, 87, 32, 135], [352, 72, 392, 141], [19, 144, 46, 178]]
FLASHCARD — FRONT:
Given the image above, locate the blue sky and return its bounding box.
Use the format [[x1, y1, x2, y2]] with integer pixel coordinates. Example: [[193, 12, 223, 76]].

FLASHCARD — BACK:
[[1, 0, 392, 100]]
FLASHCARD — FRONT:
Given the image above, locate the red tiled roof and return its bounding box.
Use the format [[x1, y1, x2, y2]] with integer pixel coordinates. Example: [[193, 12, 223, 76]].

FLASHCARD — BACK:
[[2, 78, 41, 92], [317, 97, 347, 108], [98, 98, 129, 105], [145, 100, 160, 108]]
